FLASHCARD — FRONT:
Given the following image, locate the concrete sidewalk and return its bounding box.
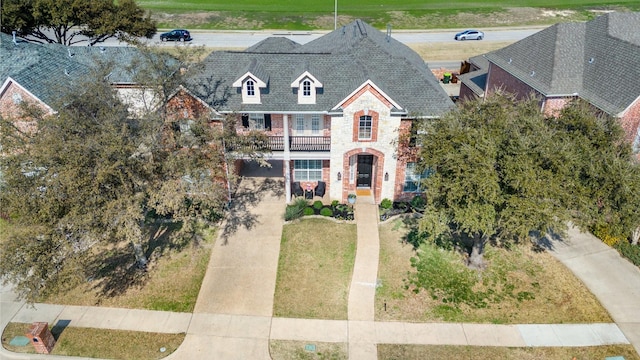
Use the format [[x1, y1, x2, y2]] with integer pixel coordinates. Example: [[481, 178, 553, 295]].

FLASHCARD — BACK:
[[548, 226, 640, 354]]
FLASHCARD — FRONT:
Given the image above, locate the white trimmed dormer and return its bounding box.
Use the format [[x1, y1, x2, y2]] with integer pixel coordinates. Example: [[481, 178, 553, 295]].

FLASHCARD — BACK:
[[233, 72, 267, 104], [291, 71, 323, 104]]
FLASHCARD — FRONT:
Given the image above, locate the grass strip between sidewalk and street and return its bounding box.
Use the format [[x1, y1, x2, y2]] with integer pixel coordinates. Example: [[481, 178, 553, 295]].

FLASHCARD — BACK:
[[273, 218, 357, 320], [2, 322, 184, 360], [270, 340, 347, 360], [378, 344, 640, 360]]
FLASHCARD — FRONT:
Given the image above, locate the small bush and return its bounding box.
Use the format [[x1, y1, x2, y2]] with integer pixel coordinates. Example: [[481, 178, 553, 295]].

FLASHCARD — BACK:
[[592, 223, 623, 246], [320, 207, 333, 217], [380, 198, 393, 210], [303, 207, 315, 216], [284, 198, 308, 221], [615, 240, 640, 266], [313, 200, 324, 210], [331, 200, 340, 207], [410, 195, 426, 211]]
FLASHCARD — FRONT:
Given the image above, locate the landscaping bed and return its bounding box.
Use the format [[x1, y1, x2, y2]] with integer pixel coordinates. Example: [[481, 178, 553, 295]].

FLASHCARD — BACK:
[[285, 199, 354, 222]]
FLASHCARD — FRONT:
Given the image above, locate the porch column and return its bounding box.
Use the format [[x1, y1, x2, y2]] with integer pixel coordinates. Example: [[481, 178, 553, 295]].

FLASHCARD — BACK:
[[283, 114, 291, 203]]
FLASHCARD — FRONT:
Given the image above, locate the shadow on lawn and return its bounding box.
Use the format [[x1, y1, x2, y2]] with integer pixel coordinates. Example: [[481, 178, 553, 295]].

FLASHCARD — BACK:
[[219, 176, 284, 245], [85, 222, 184, 301]]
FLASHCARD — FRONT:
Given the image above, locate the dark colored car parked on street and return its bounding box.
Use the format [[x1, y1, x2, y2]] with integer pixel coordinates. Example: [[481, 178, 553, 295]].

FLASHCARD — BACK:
[[160, 29, 192, 42]]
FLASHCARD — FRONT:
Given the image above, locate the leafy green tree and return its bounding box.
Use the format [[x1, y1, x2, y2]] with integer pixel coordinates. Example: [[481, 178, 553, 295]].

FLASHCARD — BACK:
[[414, 93, 639, 269], [1, 0, 156, 45], [0, 47, 261, 302]]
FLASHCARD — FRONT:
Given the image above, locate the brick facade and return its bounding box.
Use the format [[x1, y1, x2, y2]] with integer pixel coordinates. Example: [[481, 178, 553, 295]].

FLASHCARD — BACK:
[[486, 64, 543, 102]]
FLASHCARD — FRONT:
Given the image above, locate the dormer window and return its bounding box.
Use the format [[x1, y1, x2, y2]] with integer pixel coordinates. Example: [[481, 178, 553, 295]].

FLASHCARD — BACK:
[[246, 80, 255, 96], [291, 71, 322, 104], [302, 80, 311, 97], [233, 72, 267, 104]]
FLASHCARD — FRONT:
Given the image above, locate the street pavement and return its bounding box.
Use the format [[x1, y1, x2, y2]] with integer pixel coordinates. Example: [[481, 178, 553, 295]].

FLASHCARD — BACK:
[[1, 178, 637, 359]]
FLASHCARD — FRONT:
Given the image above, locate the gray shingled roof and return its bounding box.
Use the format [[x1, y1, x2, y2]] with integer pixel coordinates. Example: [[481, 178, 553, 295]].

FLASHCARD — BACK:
[[187, 20, 454, 117], [1, 34, 144, 109], [482, 12, 640, 115], [1, 34, 90, 108]]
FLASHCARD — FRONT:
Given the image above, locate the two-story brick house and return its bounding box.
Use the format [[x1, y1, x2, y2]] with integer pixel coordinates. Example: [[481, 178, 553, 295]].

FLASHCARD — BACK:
[[170, 20, 455, 204], [458, 12, 640, 152]]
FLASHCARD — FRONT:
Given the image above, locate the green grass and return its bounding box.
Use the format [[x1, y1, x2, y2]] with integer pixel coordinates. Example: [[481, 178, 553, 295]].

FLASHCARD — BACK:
[[139, 0, 640, 30], [273, 218, 357, 320], [376, 218, 611, 323], [39, 226, 215, 312], [2, 323, 184, 360], [378, 344, 640, 360], [270, 340, 348, 360]]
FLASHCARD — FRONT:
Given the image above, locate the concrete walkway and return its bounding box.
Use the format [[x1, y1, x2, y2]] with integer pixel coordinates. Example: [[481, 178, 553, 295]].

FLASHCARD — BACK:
[[548, 226, 640, 355], [348, 199, 380, 359], [0, 181, 638, 359]]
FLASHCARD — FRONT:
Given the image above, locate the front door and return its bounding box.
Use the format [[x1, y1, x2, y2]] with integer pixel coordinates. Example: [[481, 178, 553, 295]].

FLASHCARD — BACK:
[[356, 155, 373, 188]]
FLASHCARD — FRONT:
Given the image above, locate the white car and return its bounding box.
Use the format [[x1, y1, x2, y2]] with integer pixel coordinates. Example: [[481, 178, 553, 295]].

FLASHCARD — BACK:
[[454, 29, 484, 41]]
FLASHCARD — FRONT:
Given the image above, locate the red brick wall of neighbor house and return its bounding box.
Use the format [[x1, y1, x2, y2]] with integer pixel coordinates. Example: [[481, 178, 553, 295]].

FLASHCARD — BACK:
[[620, 98, 640, 145], [543, 97, 572, 117], [0, 81, 49, 132], [486, 64, 542, 101], [166, 89, 211, 121], [459, 83, 479, 102]]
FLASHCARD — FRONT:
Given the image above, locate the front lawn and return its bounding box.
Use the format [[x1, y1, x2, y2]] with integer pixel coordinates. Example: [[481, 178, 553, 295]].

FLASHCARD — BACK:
[[273, 218, 357, 319], [376, 218, 611, 323]]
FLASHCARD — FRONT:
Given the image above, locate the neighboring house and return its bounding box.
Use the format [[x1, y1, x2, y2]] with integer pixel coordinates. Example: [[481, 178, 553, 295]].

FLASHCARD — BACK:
[[168, 20, 455, 203], [0, 33, 151, 121], [458, 12, 640, 152]]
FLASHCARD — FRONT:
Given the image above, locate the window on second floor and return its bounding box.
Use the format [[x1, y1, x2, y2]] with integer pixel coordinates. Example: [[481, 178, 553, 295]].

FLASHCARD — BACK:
[[241, 113, 272, 130], [358, 115, 372, 140]]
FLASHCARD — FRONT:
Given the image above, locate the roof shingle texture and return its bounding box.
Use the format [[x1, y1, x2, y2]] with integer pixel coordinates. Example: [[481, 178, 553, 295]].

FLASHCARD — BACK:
[[484, 12, 640, 115], [187, 20, 454, 117]]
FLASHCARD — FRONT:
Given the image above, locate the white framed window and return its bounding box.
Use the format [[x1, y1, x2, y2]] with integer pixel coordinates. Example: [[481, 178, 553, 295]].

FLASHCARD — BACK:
[[250, 113, 265, 130], [302, 80, 311, 97], [349, 156, 356, 183], [246, 79, 255, 96], [294, 160, 322, 181], [311, 114, 320, 135], [403, 162, 432, 192], [296, 114, 305, 132], [358, 115, 372, 140], [294, 114, 323, 135]]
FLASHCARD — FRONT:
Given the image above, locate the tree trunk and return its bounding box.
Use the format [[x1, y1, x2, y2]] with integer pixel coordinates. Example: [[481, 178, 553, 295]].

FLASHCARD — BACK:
[[632, 226, 640, 246], [467, 234, 486, 270], [132, 242, 148, 270]]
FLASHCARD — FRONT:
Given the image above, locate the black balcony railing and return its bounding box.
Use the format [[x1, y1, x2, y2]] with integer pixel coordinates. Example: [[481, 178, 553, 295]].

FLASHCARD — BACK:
[[269, 136, 331, 152], [227, 136, 331, 152]]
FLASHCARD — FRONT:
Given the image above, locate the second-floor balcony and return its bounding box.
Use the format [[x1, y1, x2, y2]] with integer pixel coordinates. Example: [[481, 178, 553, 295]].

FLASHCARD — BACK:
[[227, 136, 331, 152]]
